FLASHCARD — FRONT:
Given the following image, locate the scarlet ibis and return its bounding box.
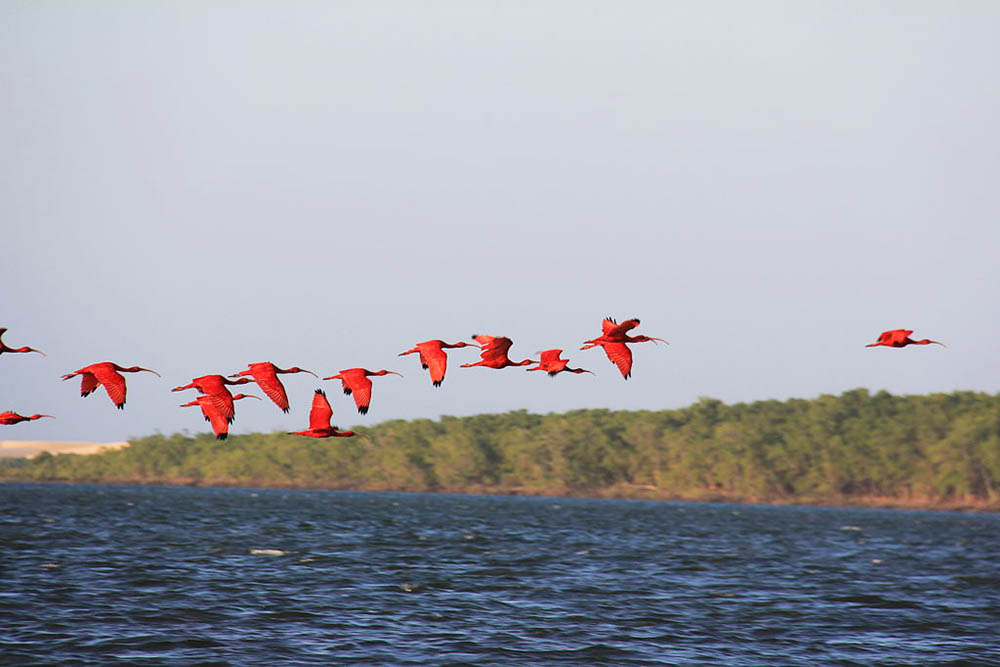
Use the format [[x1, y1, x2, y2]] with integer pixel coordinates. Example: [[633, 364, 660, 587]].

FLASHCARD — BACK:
[[322, 368, 402, 415], [61, 362, 160, 409], [581, 317, 668, 347], [398, 340, 479, 387], [181, 393, 260, 440], [460, 335, 537, 370], [171, 375, 256, 423], [230, 362, 317, 413], [0, 328, 45, 356], [288, 389, 365, 438], [0, 411, 55, 425], [526, 349, 595, 377], [866, 329, 946, 348], [580, 317, 667, 379]]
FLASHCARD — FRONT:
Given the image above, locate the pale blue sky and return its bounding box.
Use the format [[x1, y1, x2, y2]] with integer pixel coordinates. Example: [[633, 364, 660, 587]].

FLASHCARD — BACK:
[[3, 3, 998, 443]]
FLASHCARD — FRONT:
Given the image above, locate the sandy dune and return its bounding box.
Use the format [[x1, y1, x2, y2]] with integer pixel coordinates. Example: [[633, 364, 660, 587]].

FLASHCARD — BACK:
[[0, 441, 130, 459]]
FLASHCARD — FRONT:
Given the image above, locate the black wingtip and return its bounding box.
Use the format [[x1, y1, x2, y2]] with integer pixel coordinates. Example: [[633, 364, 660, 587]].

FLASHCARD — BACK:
[[343, 388, 352, 396], [422, 364, 429, 370], [548, 371, 559, 377], [217, 433, 227, 440], [359, 406, 369, 415], [116, 403, 125, 410], [315, 389, 326, 396], [432, 381, 442, 387], [282, 408, 290, 413]]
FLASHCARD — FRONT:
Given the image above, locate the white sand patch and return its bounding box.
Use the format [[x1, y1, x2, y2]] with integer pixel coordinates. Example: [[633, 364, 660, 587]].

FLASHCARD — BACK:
[[0, 441, 131, 458]]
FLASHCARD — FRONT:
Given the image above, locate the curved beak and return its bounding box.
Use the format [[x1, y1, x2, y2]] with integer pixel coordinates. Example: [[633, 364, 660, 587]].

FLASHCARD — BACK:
[[387, 371, 404, 377], [31, 348, 46, 357], [302, 369, 319, 378], [39, 414, 56, 419], [651, 337, 669, 345], [140, 368, 161, 377]]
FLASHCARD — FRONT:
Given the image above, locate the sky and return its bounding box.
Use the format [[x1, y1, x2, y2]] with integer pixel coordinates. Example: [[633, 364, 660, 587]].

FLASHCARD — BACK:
[[2, 3, 998, 443]]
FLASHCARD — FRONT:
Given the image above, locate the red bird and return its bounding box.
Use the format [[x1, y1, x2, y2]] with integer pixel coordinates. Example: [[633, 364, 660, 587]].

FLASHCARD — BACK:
[[230, 362, 317, 413], [866, 329, 946, 348], [181, 393, 260, 440], [398, 340, 480, 387], [61, 362, 160, 409], [581, 317, 667, 379], [1, 411, 54, 425], [289, 389, 365, 438], [0, 327, 45, 356], [172, 374, 256, 423], [322, 368, 402, 415], [526, 349, 595, 377], [460, 335, 537, 370]]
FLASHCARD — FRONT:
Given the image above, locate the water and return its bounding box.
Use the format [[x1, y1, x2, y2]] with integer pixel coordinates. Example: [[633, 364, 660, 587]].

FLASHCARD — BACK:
[[2, 483, 999, 664]]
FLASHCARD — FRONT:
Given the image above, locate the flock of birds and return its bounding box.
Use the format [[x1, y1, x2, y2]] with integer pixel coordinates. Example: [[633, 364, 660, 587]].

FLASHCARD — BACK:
[[1, 321, 945, 441]]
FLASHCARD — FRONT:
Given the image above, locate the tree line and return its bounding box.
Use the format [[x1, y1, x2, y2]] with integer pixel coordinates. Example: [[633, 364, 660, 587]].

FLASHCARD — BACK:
[[3, 388, 998, 508]]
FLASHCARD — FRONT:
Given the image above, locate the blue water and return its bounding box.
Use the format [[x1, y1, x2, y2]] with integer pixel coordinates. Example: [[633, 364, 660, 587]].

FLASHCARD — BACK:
[[2, 483, 999, 664]]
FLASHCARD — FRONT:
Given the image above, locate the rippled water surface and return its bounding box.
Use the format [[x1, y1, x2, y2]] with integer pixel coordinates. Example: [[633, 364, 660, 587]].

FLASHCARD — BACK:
[[3, 483, 999, 664]]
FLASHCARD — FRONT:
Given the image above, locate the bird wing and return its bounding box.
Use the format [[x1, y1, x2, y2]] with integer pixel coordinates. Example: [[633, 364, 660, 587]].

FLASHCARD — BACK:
[[206, 392, 236, 423], [605, 319, 640, 339], [472, 334, 498, 347], [539, 349, 563, 364], [878, 329, 909, 344], [422, 345, 449, 385], [200, 397, 230, 438], [480, 336, 513, 362], [347, 374, 374, 412], [309, 390, 334, 430], [79, 372, 100, 397], [93, 366, 128, 407], [601, 342, 634, 379], [253, 369, 290, 412]]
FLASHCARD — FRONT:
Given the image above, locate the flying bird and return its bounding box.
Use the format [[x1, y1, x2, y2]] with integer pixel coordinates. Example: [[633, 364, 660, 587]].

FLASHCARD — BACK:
[[61, 362, 160, 409], [289, 389, 365, 438], [0, 328, 45, 357], [181, 393, 260, 440], [866, 329, 946, 348], [460, 335, 537, 370], [526, 349, 595, 377], [230, 362, 317, 412], [580, 317, 667, 379], [398, 340, 479, 387], [172, 374, 256, 423], [322, 368, 402, 415], [1, 411, 54, 426]]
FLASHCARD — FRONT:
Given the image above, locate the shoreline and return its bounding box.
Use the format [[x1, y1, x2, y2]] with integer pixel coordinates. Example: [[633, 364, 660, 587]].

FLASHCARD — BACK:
[[4, 477, 997, 513]]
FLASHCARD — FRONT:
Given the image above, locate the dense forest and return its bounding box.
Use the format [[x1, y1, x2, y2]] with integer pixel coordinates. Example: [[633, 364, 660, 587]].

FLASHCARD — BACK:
[[3, 389, 999, 509]]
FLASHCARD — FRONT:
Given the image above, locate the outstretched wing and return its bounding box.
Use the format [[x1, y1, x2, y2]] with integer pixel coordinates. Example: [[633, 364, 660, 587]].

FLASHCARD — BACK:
[[422, 345, 449, 386], [477, 336, 513, 363], [878, 329, 911, 344], [93, 367, 128, 408], [601, 342, 634, 379], [254, 370, 290, 412], [309, 389, 334, 430], [79, 372, 99, 397], [200, 398, 231, 439], [539, 349, 563, 364], [605, 318, 640, 339], [346, 375, 374, 414]]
